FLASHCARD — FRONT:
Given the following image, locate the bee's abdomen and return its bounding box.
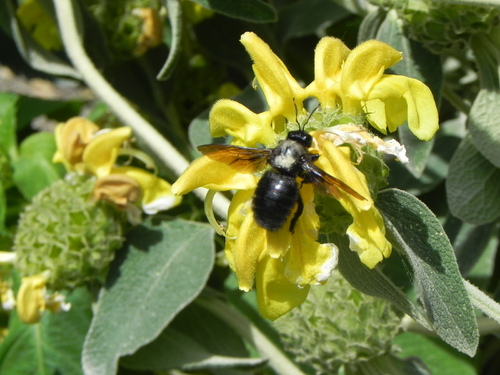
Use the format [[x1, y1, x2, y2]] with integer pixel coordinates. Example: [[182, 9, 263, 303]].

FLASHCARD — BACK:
[[252, 172, 299, 231]]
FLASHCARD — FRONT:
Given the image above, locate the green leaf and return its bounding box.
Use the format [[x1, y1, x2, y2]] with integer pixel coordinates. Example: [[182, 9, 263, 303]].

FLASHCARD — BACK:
[[12, 132, 63, 200], [0, 93, 18, 161], [157, 0, 183, 80], [468, 89, 500, 168], [377, 189, 479, 356], [0, 288, 93, 375], [82, 219, 215, 375], [394, 332, 476, 375], [121, 302, 264, 372], [5, 0, 80, 78], [334, 234, 431, 330], [276, 0, 349, 43], [190, 0, 277, 23], [446, 136, 500, 224]]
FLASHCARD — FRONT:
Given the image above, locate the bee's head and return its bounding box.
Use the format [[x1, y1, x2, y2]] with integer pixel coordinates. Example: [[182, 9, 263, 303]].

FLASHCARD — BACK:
[[287, 130, 312, 148]]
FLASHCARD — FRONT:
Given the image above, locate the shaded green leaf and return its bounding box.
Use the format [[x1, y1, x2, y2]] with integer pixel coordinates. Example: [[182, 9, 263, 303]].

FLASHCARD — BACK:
[[12, 132, 63, 200], [191, 0, 277, 23], [377, 189, 479, 356], [276, 0, 349, 43], [82, 219, 215, 375], [468, 89, 500, 168], [0, 93, 18, 161], [5, 0, 80, 78], [395, 332, 476, 375], [122, 301, 264, 372], [0, 288, 93, 375], [446, 136, 500, 224], [157, 0, 183, 80]]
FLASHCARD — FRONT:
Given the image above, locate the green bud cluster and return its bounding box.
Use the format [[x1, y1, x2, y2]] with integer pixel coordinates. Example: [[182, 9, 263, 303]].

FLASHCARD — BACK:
[[370, 0, 500, 53], [274, 270, 402, 374], [14, 175, 124, 290], [83, 0, 161, 58]]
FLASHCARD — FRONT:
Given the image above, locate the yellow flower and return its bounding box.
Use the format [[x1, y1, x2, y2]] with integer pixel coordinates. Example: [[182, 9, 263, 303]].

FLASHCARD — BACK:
[[16, 271, 70, 324], [53, 117, 181, 215], [172, 32, 436, 320], [307, 38, 439, 140]]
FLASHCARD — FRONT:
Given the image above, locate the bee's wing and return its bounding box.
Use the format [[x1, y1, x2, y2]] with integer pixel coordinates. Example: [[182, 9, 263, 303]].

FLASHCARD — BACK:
[[197, 144, 271, 173], [301, 162, 366, 201]]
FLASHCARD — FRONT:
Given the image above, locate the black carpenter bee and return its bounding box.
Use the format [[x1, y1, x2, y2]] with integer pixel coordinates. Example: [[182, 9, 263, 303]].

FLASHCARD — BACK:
[[198, 128, 366, 233]]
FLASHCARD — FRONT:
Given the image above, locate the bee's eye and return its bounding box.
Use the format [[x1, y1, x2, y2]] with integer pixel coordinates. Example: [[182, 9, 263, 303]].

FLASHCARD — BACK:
[[287, 131, 312, 147]]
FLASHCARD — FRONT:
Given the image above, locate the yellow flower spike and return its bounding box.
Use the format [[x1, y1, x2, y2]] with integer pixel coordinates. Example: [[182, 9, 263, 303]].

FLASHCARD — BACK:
[[92, 173, 142, 209], [83, 127, 133, 178], [16, 271, 50, 324], [114, 166, 182, 214], [306, 36, 351, 107], [240, 32, 307, 121], [256, 255, 310, 321], [53, 117, 100, 172], [171, 156, 258, 195], [209, 99, 277, 147], [314, 135, 391, 268]]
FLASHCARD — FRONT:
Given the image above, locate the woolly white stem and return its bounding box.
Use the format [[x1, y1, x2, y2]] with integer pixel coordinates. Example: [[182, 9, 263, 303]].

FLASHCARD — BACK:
[[53, 0, 229, 217]]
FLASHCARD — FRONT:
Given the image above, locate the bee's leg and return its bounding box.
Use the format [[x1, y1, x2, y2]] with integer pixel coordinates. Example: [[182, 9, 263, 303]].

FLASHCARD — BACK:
[[289, 193, 304, 234]]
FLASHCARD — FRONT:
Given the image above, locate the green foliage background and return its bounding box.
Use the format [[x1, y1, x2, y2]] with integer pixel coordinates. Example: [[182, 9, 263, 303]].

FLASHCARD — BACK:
[[0, 0, 500, 374]]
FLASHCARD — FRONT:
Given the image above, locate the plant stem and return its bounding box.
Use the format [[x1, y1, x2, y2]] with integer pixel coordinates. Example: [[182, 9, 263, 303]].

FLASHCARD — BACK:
[[197, 297, 306, 375], [52, 0, 230, 217]]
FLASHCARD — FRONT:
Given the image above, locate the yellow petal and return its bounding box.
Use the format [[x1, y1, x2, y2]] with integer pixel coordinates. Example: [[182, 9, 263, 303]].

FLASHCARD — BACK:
[[306, 36, 350, 107], [52, 117, 99, 171], [171, 156, 257, 195], [240, 32, 306, 121], [114, 166, 182, 214], [341, 40, 403, 100], [16, 272, 49, 324], [209, 99, 277, 147], [256, 255, 310, 321], [284, 186, 339, 285], [365, 75, 439, 140], [83, 127, 132, 178], [345, 207, 392, 269], [231, 210, 266, 292], [225, 189, 255, 271]]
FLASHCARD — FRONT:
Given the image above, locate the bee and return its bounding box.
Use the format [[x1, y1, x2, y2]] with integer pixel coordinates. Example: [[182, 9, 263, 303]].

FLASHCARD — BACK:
[[198, 128, 366, 233]]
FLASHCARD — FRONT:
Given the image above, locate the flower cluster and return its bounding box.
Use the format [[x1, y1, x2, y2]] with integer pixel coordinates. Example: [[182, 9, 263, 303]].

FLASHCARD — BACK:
[[172, 32, 438, 320], [14, 117, 180, 324], [53, 117, 181, 219]]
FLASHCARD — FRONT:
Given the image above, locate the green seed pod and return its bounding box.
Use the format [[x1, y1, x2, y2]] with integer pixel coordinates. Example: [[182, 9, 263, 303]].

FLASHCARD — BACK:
[[274, 270, 403, 374], [14, 175, 124, 290]]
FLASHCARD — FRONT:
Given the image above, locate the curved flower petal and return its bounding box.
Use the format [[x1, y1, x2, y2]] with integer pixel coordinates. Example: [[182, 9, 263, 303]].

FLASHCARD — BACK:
[[115, 166, 182, 214], [16, 272, 49, 324], [256, 255, 310, 321], [367, 75, 439, 140], [340, 40, 403, 101], [209, 99, 277, 147], [171, 156, 257, 195], [306, 36, 350, 107], [83, 127, 132, 178], [315, 136, 391, 268], [225, 190, 266, 291], [284, 185, 339, 286], [240, 32, 307, 121], [53, 117, 99, 171]]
